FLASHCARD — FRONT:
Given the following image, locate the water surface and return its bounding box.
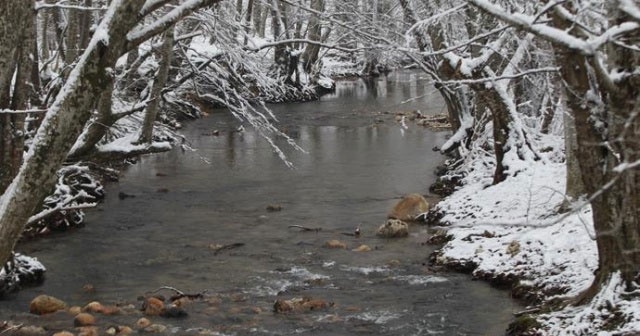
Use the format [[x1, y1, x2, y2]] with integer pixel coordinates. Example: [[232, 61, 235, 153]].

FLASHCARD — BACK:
[[3, 71, 519, 335]]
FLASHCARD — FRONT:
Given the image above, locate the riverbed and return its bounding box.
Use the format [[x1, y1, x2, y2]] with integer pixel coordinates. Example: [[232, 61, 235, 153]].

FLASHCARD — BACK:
[[1, 71, 519, 335]]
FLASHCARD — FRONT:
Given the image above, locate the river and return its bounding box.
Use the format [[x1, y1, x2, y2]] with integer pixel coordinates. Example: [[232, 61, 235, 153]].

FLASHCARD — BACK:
[[1, 71, 519, 335]]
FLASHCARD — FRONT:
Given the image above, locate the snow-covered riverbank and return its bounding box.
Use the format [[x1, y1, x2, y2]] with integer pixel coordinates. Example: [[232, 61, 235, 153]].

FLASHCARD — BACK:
[[430, 133, 640, 335]]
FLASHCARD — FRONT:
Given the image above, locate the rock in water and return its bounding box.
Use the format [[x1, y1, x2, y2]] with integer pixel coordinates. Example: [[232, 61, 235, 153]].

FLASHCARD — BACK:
[[388, 193, 429, 222], [74, 312, 96, 327], [323, 240, 347, 249], [142, 297, 165, 316], [376, 219, 409, 238], [29, 295, 67, 315]]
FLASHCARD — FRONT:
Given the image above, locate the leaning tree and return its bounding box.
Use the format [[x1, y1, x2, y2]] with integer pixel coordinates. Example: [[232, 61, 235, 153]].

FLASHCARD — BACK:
[[0, 0, 219, 270]]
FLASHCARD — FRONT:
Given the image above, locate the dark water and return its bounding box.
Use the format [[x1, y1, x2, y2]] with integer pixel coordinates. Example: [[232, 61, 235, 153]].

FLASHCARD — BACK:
[[2, 71, 519, 335]]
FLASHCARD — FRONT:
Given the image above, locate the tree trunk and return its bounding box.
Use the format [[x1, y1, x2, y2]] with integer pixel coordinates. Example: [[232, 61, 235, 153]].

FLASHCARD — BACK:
[[0, 0, 184, 267], [550, 4, 640, 301], [242, 0, 254, 45], [302, 0, 323, 76], [0, 1, 37, 193], [138, 27, 174, 144], [65, 5, 80, 64], [398, 0, 467, 135]]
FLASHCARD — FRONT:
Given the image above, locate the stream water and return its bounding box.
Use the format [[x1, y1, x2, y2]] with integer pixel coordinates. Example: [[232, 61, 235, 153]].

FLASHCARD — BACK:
[[2, 71, 519, 335]]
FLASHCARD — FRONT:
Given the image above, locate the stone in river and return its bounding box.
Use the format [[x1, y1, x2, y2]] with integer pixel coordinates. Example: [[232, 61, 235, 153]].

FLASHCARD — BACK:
[[142, 297, 165, 316], [74, 312, 96, 326], [324, 239, 347, 249], [376, 219, 409, 238], [352, 244, 371, 252], [388, 193, 429, 222], [29, 294, 67, 315], [135, 317, 151, 329]]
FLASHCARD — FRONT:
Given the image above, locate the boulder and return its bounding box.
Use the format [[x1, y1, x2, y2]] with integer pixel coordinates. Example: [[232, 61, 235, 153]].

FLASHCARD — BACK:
[[376, 219, 409, 238], [29, 295, 67, 315], [388, 193, 429, 222]]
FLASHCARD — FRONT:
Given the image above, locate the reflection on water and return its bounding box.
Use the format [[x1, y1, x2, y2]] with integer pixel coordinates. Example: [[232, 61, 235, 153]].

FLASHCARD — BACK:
[[2, 71, 518, 335]]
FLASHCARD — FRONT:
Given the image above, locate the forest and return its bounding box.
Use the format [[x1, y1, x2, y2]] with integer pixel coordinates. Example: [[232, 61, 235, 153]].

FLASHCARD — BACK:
[[0, 0, 639, 335]]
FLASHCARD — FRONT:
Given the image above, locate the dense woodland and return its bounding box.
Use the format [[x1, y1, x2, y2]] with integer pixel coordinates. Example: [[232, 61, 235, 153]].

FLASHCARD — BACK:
[[0, 0, 639, 333]]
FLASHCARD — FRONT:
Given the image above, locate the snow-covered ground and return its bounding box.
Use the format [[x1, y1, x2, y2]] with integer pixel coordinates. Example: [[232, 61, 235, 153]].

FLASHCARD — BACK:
[[431, 132, 640, 335]]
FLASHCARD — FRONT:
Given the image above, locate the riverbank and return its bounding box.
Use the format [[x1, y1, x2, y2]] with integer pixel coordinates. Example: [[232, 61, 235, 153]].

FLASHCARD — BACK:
[[428, 132, 640, 335]]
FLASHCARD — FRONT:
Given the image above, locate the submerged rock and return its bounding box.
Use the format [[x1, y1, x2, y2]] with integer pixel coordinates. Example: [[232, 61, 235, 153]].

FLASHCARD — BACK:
[[273, 297, 333, 313], [323, 240, 347, 249], [388, 193, 429, 222], [352, 244, 372, 252], [29, 295, 67, 315], [266, 204, 283, 212], [376, 219, 409, 238]]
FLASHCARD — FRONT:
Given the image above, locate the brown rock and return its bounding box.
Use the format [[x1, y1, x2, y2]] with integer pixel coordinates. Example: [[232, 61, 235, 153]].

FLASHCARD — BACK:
[[376, 219, 409, 238], [77, 326, 98, 336], [135, 317, 151, 329], [116, 326, 133, 335], [301, 298, 330, 311], [323, 239, 347, 249], [29, 295, 67, 315], [9, 325, 46, 335], [388, 193, 429, 221], [101, 305, 121, 315], [68, 306, 82, 315], [143, 297, 165, 316], [53, 332, 75, 336], [144, 324, 167, 333], [352, 244, 371, 252], [273, 299, 295, 313], [266, 204, 282, 212], [274, 297, 332, 313], [82, 301, 103, 313], [74, 313, 96, 327]]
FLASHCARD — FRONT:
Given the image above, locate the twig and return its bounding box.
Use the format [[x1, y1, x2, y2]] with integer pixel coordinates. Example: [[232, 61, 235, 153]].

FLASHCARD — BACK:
[[288, 225, 322, 232], [0, 323, 23, 335], [148, 286, 207, 301], [210, 243, 245, 255]]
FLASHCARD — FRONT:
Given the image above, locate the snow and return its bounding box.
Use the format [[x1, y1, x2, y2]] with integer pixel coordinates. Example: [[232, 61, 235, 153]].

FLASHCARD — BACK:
[[433, 129, 640, 334], [96, 132, 172, 153]]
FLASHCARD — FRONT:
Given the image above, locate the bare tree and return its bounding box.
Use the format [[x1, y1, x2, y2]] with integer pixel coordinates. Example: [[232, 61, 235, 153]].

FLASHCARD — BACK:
[[0, 0, 217, 269], [470, 0, 640, 303]]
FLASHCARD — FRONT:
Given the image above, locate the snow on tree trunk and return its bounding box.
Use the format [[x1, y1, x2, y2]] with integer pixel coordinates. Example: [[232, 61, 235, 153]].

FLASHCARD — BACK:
[[0, 0, 151, 267]]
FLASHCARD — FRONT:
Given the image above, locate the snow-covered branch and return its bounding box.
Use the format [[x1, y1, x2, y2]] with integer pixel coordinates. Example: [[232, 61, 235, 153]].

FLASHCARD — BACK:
[[127, 0, 217, 48], [0, 109, 47, 114], [468, 0, 593, 54], [35, 1, 107, 11], [245, 38, 366, 53]]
